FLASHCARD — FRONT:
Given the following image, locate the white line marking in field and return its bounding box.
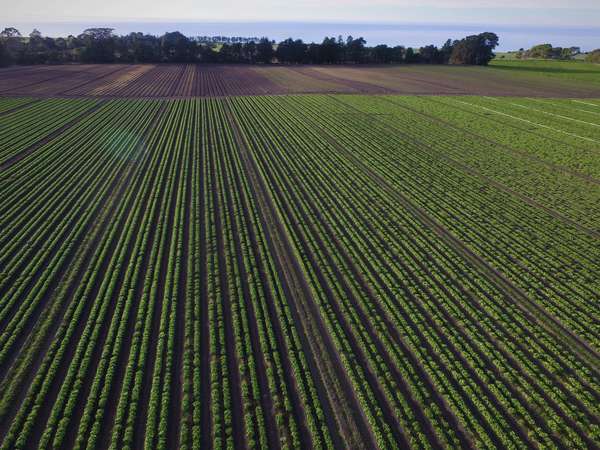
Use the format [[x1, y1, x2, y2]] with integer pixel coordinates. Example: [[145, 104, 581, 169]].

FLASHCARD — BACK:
[[572, 100, 600, 108], [571, 107, 600, 116], [484, 96, 600, 129], [453, 99, 600, 144], [526, 98, 600, 119], [511, 102, 600, 128], [557, 106, 600, 117]]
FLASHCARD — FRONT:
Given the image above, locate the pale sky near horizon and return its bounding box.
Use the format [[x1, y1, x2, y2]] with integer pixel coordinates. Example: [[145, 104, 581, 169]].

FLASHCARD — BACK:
[[3, 0, 600, 28]]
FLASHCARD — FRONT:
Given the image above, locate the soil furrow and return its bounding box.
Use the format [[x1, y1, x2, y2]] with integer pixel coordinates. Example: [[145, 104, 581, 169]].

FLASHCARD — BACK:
[[0, 99, 106, 170], [224, 99, 377, 450], [0, 98, 40, 116], [131, 121, 182, 450], [218, 128, 280, 449], [209, 123, 247, 450], [224, 119, 313, 448]]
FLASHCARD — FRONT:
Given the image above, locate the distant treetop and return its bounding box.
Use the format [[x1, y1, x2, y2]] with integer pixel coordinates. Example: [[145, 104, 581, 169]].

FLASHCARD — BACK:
[[0, 26, 500, 66]]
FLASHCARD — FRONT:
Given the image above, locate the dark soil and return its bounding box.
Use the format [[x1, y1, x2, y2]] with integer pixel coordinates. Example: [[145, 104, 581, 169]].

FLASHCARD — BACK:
[[1, 64, 599, 98]]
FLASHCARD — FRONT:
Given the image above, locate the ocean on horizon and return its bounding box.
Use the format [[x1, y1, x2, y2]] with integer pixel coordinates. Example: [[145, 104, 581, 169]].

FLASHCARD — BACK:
[[5, 21, 600, 52]]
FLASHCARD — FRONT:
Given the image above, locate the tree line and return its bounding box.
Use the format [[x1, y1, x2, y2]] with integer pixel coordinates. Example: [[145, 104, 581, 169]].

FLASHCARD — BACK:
[[515, 44, 600, 63], [586, 50, 600, 63], [515, 44, 581, 60], [0, 26, 499, 67]]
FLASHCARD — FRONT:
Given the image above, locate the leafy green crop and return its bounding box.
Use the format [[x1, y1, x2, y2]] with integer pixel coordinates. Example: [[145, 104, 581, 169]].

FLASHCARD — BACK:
[[1, 95, 598, 450]]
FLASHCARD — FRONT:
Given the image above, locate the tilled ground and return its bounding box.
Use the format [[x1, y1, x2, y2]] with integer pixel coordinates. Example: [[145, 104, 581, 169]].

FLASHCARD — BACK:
[[1, 63, 599, 98]]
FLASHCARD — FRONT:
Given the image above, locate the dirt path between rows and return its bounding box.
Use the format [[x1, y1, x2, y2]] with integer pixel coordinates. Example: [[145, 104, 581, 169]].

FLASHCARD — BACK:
[[0, 98, 40, 116], [223, 99, 378, 449], [0, 99, 107, 170]]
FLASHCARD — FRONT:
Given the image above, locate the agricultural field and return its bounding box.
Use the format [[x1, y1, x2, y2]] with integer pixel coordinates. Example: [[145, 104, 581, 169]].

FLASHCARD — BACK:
[[0, 63, 599, 450], [489, 59, 600, 90], [1, 60, 600, 97]]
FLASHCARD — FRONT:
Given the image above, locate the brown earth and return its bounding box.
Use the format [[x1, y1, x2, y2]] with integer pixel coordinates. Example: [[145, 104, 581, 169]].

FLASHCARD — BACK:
[[1, 63, 599, 98]]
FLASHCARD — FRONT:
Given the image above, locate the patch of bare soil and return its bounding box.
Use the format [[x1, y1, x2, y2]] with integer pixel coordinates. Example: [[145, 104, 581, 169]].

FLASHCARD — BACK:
[[2, 64, 598, 98]]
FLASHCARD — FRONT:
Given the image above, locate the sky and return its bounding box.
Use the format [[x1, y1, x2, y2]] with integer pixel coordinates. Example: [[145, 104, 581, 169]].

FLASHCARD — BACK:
[[2, 0, 599, 50], [3, 0, 600, 26]]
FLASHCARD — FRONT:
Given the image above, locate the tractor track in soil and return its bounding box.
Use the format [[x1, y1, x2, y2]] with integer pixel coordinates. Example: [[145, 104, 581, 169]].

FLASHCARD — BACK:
[[217, 123, 281, 449], [224, 99, 378, 450], [225, 132, 313, 449], [0, 98, 40, 116]]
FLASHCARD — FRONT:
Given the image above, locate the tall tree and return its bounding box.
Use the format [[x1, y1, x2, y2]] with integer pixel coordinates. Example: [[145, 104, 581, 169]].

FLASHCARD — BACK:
[[79, 28, 116, 63], [320, 37, 342, 64], [275, 38, 294, 63], [21, 28, 48, 64], [371, 44, 392, 64], [405, 47, 418, 63], [347, 37, 366, 63], [559, 47, 573, 60], [526, 43, 554, 58], [419, 45, 441, 63], [585, 49, 600, 63], [440, 39, 455, 63], [256, 38, 274, 63], [449, 32, 499, 65], [306, 43, 321, 63], [160, 31, 193, 62], [0, 40, 11, 66], [0, 27, 21, 38], [243, 41, 257, 63]]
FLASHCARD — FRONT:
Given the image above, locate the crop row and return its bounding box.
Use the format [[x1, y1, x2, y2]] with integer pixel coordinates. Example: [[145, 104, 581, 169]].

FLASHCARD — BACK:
[[352, 95, 600, 229], [0, 98, 98, 165], [0, 98, 342, 450], [0, 97, 35, 114], [419, 96, 600, 178], [228, 94, 600, 448], [289, 94, 600, 350], [1, 95, 598, 450]]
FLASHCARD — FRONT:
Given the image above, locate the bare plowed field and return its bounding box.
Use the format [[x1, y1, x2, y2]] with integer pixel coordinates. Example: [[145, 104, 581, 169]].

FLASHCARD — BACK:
[[1, 63, 599, 98]]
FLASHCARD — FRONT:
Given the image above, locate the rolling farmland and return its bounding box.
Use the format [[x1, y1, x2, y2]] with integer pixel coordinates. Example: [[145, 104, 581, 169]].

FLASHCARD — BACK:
[[0, 63, 599, 450]]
